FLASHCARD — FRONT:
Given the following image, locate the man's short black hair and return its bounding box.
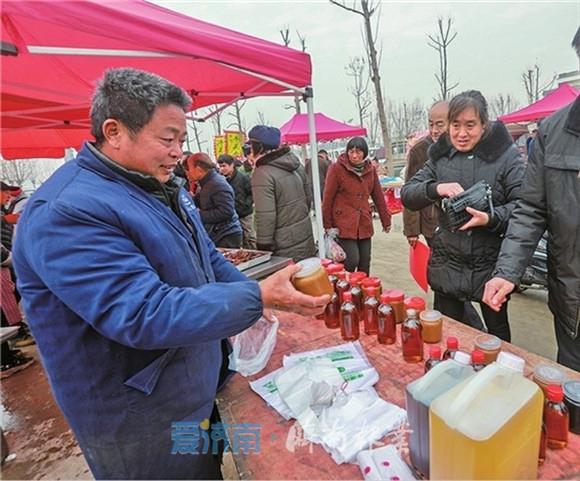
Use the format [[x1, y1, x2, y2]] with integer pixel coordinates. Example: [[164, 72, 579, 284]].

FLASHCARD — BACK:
[[217, 154, 235, 165]]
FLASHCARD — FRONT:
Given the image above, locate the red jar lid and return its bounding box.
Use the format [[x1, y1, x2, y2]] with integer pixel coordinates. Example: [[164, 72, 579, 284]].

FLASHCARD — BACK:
[[342, 291, 353, 302], [327, 264, 343, 274], [404, 296, 426, 311], [446, 336, 459, 349], [471, 350, 485, 365], [362, 276, 381, 288], [321, 258, 333, 268], [386, 289, 405, 302], [547, 384, 564, 403], [429, 345, 442, 359], [335, 271, 347, 280], [349, 271, 367, 283], [365, 286, 377, 296]]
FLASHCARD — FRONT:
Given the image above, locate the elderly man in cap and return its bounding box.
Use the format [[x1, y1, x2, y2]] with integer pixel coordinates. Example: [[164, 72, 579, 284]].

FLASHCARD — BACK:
[[183, 152, 243, 248], [12, 68, 329, 479], [248, 125, 316, 261]]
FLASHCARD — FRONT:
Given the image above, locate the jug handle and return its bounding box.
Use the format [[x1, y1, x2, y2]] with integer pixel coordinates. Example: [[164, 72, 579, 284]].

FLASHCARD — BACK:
[[411, 359, 459, 394], [446, 364, 501, 430]]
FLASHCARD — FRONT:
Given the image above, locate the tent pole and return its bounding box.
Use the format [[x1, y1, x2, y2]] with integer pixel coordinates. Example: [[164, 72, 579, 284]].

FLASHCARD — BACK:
[[305, 88, 325, 258]]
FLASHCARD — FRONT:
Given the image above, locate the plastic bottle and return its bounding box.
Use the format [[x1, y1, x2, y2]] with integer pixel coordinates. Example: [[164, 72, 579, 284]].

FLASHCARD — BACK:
[[424, 345, 442, 373], [544, 384, 569, 449], [324, 291, 340, 329], [430, 352, 544, 480], [326, 264, 344, 292], [340, 291, 359, 341], [404, 296, 426, 315], [350, 279, 364, 316], [361, 276, 382, 299], [335, 271, 350, 301], [406, 353, 475, 478], [401, 309, 423, 363], [363, 287, 379, 335], [442, 336, 459, 360], [377, 293, 396, 344], [471, 350, 486, 372]]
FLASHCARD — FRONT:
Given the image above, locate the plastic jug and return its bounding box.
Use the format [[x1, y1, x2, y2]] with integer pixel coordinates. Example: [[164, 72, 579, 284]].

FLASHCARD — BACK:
[[429, 352, 543, 480], [405, 352, 475, 479]]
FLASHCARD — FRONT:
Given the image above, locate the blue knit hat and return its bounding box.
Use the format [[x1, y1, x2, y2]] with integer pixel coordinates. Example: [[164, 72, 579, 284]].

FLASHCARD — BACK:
[[248, 125, 281, 150]]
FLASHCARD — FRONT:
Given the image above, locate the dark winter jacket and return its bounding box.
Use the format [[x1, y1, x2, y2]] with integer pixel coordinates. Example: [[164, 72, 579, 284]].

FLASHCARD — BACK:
[[403, 137, 438, 240], [305, 155, 331, 200], [494, 98, 580, 339], [252, 147, 316, 261], [195, 169, 242, 244], [322, 154, 391, 239], [227, 168, 254, 218], [401, 122, 525, 301]]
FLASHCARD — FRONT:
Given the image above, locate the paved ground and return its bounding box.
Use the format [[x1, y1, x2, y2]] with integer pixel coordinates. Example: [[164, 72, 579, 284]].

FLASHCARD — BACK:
[[1, 216, 557, 480]]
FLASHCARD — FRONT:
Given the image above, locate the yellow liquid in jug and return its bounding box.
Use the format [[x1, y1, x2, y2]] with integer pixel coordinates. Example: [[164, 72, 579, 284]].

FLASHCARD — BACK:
[[430, 381, 543, 480]]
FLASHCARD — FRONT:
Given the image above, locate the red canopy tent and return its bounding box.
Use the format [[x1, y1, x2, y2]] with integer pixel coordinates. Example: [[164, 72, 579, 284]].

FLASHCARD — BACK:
[[1, 0, 312, 157], [280, 113, 367, 145], [499, 83, 579, 124]]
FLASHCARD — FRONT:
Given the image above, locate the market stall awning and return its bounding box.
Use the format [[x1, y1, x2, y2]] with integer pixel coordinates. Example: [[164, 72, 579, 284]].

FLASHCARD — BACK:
[[499, 83, 579, 124], [280, 113, 366, 145], [1, 0, 312, 157]]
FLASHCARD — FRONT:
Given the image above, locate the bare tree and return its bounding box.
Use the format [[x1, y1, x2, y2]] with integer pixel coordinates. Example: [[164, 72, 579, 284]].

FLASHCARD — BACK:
[[227, 100, 246, 133], [489, 93, 521, 119], [427, 17, 459, 101], [1, 159, 57, 189], [330, 0, 394, 172], [206, 106, 224, 136], [188, 117, 205, 152], [345, 57, 372, 128], [256, 111, 268, 125], [522, 64, 557, 104], [388, 100, 427, 140]]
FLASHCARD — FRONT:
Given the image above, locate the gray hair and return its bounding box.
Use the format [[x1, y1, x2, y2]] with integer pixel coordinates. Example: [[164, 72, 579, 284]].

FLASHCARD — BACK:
[[90, 68, 192, 145]]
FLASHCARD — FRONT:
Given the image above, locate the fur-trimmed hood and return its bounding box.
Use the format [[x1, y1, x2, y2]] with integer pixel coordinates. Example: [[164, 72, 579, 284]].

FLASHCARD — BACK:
[[255, 146, 299, 172], [429, 121, 514, 163]]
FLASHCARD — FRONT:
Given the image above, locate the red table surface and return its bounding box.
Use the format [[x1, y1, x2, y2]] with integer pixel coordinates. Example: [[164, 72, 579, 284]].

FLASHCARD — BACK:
[[217, 311, 580, 480]]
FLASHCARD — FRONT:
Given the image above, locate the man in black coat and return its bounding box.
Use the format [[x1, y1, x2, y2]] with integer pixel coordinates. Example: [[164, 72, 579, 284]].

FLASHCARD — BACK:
[[184, 153, 242, 248], [484, 28, 580, 370], [217, 154, 256, 249]]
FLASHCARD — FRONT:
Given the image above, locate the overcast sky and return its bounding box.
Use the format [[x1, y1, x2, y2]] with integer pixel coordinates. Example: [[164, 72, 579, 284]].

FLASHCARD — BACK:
[[151, 0, 579, 141]]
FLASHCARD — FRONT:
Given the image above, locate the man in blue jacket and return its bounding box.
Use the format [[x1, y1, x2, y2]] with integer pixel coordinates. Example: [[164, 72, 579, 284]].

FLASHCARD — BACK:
[[12, 68, 329, 479]]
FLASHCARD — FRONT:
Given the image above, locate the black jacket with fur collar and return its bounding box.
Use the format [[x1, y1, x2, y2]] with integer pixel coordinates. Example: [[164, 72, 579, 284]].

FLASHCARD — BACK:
[[401, 121, 525, 304]]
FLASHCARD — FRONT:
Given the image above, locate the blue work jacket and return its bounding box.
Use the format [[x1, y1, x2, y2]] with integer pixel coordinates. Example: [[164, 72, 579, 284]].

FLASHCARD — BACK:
[[13, 143, 263, 478]]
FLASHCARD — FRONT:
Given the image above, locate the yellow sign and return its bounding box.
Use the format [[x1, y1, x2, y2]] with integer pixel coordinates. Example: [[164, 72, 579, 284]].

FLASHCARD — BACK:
[[225, 131, 244, 157], [213, 135, 226, 158]]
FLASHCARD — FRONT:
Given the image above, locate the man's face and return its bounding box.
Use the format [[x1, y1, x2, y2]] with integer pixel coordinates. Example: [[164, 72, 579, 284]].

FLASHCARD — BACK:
[[428, 104, 449, 142], [184, 162, 207, 183], [1, 191, 13, 205], [115, 104, 187, 183], [318, 152, 329, 162], [218, 162, 235, 177]]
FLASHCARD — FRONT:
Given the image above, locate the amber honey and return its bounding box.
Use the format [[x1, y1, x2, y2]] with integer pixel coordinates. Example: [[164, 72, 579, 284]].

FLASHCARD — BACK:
[[419, 310, 442, 343], [474, 334, 502, 365], [292, 258, 334, 297]]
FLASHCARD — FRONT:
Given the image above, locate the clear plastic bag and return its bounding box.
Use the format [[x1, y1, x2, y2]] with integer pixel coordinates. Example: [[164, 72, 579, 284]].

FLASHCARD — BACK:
[[228, 314, 279, 377], [324, 228, 346, 262]]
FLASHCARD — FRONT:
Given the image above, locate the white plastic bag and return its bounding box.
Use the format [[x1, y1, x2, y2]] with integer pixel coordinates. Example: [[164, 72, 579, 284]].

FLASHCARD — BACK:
[[228, 314, 279, 377], [324, 228, 346, 262]]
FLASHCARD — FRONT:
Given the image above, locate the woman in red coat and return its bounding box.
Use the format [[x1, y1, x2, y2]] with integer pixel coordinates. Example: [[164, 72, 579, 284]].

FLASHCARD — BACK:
[[322, 137, 391, 273]]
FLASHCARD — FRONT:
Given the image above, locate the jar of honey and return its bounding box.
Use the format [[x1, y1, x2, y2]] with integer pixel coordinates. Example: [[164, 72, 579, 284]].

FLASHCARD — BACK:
[[533, 364, 567, 396], [361, 277, 382, 299], [292, 257, 334, 297], [386, 289, 405, 324], [404, 296, 426, 315], [473, 334, 502, 365], [419, 309, 443, 343]]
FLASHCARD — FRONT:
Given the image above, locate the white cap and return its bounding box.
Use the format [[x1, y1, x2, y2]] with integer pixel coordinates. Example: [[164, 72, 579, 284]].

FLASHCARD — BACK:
[[497, 352, 525, 373], [454, 351, 471, 366], [293, 257, 322, 278]]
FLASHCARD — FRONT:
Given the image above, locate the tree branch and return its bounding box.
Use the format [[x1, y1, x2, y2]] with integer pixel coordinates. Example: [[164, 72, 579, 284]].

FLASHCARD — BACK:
[[329, 0, 364, 17]]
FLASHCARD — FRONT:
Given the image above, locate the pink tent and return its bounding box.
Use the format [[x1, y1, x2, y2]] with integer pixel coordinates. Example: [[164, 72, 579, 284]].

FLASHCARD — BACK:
[[1, 0, 312, 157], [280, 113, 367, 145], [499, 83, 579, 124]]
